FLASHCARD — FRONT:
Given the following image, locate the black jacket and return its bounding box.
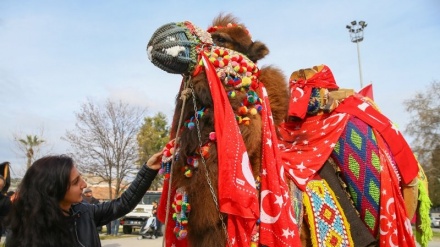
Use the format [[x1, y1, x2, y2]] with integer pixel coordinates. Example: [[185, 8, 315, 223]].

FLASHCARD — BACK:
[[6, 165, 157, 247]]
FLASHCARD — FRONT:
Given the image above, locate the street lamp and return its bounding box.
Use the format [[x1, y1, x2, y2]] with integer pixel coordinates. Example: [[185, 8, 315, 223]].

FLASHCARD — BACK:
[[346, 20, 367, 89]]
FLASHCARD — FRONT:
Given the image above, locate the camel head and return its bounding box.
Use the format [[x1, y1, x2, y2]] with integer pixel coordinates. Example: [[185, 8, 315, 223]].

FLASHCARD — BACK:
[[208, 13, 269, 63]]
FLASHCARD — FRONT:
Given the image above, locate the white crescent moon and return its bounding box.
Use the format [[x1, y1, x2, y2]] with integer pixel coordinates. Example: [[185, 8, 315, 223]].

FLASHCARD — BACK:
[[289, 169, 308, 185], [322, 113, 347, 130], [294, 87, 305, 98], [260, 190, 282, 224], [379, 215, 389, 235], [386, 198, 394, 213], [241, 152, 256, 188], [280, 165, 285, 182]]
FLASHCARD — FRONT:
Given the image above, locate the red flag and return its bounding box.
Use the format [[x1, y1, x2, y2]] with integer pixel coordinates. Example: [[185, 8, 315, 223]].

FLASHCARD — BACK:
[[358, 83, 374, 100], [374, 129, 415, 247], [258, 85, 302, 246], [202, 52, 259, 246]]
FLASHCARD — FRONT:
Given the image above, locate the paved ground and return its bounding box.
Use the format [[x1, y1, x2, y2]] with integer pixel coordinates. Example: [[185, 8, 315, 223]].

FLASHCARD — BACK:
[[3, 233, 440, 246], [100, 235, 440, 247], [102, 235, 163, 247]]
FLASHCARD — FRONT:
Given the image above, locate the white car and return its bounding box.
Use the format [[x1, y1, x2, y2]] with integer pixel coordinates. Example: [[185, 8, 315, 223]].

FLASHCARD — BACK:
[[431, 216, 440, 228]]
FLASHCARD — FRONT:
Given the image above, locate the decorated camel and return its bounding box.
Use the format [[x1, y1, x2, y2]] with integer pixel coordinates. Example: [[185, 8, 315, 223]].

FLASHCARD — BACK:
[[146, 14, 431, 247]]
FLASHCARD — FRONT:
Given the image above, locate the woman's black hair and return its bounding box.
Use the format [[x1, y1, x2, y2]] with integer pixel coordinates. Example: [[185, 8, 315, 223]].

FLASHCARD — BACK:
[[5, 155, 76, 247]]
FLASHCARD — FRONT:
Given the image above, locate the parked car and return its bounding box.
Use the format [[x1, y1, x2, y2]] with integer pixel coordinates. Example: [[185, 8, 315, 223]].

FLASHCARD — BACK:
[[120, 191, 162, 234], [431, 216, 440, 228]]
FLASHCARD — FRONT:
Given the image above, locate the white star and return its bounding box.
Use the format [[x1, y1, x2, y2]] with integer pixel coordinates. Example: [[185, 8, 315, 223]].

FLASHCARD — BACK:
[[262, 169, 267, 176], [321, 132, 326, 136], [284, 191, 290, 199], [387, 221, 392, 229], [313, 147, 318, 151], [274, 194, 284, 207], [392, 213, 396, 220], [282, 228, 291, 238], [303, 140, 309, 145], [330, 143, 336, 148], [289, 230, 295, 237], [292, 97, 298, 102], [382, 189, 387, 195], [324, 140, 329, 144], [266, 138, 272, 147], [316, 153, 322, 157], [296, 162, 306, 172]]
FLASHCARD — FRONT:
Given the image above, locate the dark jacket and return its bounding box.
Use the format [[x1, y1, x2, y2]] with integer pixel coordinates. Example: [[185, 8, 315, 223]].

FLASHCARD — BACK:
[[7, 165, 157, 247], [71, 165, 157, 247], [82, 196, 100, 205]]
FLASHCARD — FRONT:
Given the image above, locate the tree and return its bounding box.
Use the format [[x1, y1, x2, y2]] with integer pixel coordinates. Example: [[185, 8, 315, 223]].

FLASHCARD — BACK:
[[404, 80, 440, 206], [64, 99, 146, 199], [137, 112, 170, 190], [15, 135, 45, 169]]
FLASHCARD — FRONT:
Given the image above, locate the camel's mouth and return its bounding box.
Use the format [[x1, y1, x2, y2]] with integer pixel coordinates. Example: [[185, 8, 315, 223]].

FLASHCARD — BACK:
[[147, 21, 213, 75]]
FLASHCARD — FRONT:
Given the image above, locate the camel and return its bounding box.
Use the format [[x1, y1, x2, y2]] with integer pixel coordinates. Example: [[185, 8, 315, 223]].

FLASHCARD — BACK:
[[147, 14, 429, 247]]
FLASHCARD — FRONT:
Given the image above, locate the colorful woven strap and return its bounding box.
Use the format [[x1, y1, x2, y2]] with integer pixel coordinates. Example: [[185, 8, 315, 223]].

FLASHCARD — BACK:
[[303, 179, 354, 247]]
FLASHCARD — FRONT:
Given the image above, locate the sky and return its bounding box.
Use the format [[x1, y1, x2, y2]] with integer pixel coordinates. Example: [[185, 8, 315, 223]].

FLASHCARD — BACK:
[[1, 1, 439, 176]]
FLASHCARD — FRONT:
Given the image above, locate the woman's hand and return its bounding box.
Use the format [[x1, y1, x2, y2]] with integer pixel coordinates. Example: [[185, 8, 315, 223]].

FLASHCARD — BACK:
[[145, 151, 163, 170]]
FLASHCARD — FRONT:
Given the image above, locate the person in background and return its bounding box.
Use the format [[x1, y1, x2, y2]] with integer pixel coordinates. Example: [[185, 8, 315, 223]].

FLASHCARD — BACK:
[[151, 200, 161, 237], [0, 175, 11, 242], [110, 218, 120, 236], [82, 188, 102, 232], [5, 152, 162, 247], [82, 188, 99, 204]]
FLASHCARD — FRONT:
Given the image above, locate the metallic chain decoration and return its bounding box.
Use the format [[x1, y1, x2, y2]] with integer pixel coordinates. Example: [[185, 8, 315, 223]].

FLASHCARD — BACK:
[[189, 82, 231, 247]]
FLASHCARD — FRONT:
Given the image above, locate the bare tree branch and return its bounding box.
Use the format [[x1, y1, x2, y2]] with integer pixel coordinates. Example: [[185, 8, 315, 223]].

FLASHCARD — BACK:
[[64, 98, 147, 199]]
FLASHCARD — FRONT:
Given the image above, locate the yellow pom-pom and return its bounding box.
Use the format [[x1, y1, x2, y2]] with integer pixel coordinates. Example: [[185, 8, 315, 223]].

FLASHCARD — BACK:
[[249, 108, 258, 115], [242, 77, 251, 87]]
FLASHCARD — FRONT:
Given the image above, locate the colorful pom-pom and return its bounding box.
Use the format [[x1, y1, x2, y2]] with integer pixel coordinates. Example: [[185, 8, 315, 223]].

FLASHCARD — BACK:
[[238, 106, 248, 115], [209, 132, 216, 141], [242, 117, 251, 125], [249, 108, 258, 115]]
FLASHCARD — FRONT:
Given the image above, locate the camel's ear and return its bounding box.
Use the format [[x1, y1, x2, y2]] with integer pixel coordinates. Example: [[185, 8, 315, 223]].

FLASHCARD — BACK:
[[247, 41, 269, 62]]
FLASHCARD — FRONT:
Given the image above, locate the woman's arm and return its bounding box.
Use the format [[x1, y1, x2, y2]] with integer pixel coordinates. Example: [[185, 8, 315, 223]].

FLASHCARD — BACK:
[[90, 151, 163, 225]]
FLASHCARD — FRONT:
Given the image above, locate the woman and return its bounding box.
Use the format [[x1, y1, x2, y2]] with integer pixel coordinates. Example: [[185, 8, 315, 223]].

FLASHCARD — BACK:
[[5, 152, 162, 247]]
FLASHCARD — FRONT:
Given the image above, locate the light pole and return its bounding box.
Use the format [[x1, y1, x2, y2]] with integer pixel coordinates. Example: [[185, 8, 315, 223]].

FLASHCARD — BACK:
[[346, 20, 367, 89]]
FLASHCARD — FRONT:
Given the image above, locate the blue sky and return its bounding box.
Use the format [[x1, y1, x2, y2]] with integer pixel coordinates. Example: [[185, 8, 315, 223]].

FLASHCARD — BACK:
[[1, 1, 439, 176]]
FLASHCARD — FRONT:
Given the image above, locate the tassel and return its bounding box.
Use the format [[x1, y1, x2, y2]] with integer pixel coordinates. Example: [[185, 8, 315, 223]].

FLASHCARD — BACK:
[[416, 179, 433, 247]]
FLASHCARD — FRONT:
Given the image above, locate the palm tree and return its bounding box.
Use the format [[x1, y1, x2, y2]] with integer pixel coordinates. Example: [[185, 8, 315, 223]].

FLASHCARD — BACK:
[[18, 135, 45, 169]]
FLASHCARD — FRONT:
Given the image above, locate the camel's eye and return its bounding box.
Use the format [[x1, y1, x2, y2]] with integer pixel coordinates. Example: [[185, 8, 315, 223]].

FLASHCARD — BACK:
[[212, 34, 229, 46], [216, 37, 226, 43]]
